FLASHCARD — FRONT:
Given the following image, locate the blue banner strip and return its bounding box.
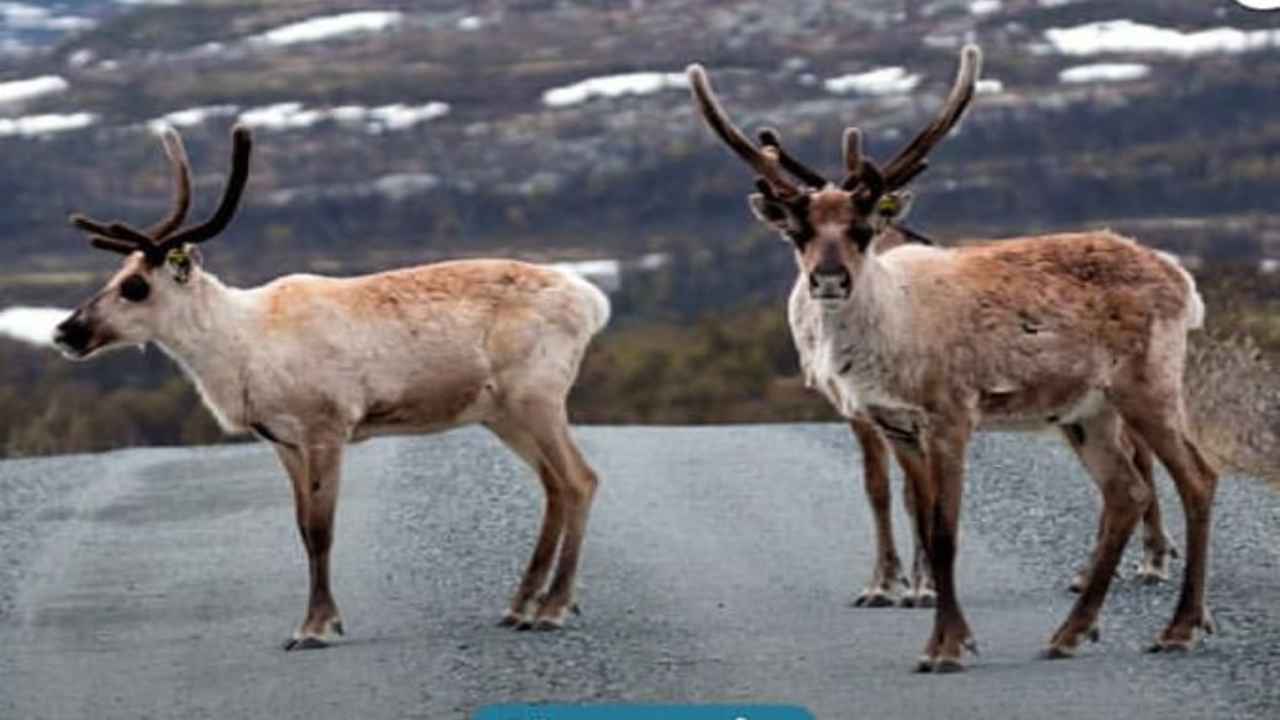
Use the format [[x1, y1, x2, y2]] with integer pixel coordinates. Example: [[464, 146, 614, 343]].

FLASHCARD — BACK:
[[474, 705, 815, 720]]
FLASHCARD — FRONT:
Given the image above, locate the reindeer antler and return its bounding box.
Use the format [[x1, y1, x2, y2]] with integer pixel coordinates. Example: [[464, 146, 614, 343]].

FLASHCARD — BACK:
[[850, 45, 982, 205], [72, 124, 253, 263], [687, 64, 805, 199], [691, 45, 981, 210]]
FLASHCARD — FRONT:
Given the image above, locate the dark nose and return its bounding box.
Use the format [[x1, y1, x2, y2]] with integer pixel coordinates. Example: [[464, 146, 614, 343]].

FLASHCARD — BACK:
[[809, 265, 851, 298], [54, 313, 91, 352]]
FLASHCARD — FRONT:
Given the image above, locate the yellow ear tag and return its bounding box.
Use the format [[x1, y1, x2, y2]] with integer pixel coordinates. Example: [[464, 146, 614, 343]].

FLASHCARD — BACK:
[[876, 195, 901, 219], [166, 246, 192, 284]]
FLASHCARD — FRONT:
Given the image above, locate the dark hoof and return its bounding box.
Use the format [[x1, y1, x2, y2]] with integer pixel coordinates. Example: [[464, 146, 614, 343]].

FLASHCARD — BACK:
[[1086, 626, 1100, 643], [533, 619, 563, 632], [497, 613, 521, 628], [916, 594, 937, 609], [571, 603, 582, 616], [333, 621, 345, 637], [1042, 645, 1075, 660], [1148, 640, 1191, 654], [283, 636, 329, 651], [854, 592, 894, 608], [915, 657, 935, 673], [515, 620, 534, 631], [935, 658, 965, 673]]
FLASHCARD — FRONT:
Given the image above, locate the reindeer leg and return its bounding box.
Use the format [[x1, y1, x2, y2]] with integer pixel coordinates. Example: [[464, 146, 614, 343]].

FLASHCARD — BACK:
[[486, 419, 566, 630], [1047, 411, 1145, 658], [849, 415, 902, 608], [888, 415, 977, 672], [528, 410, 599, 630], [885, 443, 936, 604], [277, 441, 346, 651], [1119, 411, 1217, 652], [1127, 427, 1176, 585]]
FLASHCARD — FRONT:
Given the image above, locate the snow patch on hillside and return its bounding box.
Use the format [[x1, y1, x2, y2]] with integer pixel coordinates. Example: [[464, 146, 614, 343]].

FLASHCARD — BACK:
[[251, 11, 403, 47], [0, 112, 96, 138], [543, 72, 688, 107], [0, 76, 68, 105], [238, 101, 449, 132], [824, 67, 920, 96], [1046, 20, 1280, 57], [1059, 63, 1150, 84], [1, 3, 95, 32], [146, 105, 240, 132]]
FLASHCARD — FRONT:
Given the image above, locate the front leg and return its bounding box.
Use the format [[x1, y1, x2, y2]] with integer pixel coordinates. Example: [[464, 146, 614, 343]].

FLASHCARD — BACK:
[[849, 415, 902, 607], [892, 415, 977, 672], [276, 442, 346, 650]]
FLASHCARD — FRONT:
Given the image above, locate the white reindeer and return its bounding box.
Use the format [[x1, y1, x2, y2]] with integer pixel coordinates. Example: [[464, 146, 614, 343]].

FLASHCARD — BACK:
[[689, 45, 1216, 671], [55, 126, 609, 649]]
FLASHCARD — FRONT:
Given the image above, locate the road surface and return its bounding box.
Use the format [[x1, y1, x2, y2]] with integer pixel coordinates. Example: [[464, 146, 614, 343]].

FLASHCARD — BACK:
[[1, 425, 1277, 719]]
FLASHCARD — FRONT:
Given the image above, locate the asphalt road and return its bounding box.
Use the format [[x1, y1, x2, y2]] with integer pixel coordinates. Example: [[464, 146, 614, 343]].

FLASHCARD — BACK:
[[1, 425, 1277, 719]]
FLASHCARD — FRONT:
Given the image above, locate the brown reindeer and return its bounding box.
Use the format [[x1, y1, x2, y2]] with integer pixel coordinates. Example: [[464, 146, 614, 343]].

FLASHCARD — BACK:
[[792, 200, 1174, 608], [689, 45, 1215, 671], [55, 126, 609, 648]]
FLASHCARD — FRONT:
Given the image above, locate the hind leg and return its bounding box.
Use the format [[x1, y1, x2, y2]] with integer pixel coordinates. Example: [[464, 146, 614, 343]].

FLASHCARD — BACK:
[[1127, 427, 1177, 585], [1048, 410, 1148, 658], [485, 419, 566, 630], [1118, 409, 1218, 651], [1067, 423, 1174, 592]]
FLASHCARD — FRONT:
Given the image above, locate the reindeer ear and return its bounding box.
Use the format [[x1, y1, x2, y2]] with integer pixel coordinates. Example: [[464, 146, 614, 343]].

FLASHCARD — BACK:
[[748, 193, 790, 230], [871, 190, 914, 230], [164, 245, 196, 284]]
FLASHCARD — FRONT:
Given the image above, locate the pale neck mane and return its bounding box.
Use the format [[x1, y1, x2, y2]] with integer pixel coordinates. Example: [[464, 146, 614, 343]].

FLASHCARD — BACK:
[[153, 269, 263, 432]]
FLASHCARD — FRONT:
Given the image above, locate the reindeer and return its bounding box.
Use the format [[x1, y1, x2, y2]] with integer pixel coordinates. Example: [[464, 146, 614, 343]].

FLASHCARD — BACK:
[[688, 45, 1216, 671], [54, 125, 609, 649], [761, 127, 1175, 608]]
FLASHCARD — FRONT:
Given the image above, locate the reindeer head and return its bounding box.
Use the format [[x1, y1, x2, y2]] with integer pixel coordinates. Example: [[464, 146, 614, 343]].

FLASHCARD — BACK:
[[54, 125, 252, 359], [688, 45, 980, 302]]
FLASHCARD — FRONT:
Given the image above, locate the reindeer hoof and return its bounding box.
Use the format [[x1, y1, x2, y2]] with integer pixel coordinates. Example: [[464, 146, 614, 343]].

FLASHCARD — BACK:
[[854, 590, 894, 608], [1136, 568, 1168, 585], [905, 591, 936, 609], [1042, 645, 1075, 660], [498, 611, 524, 628], [283, 636, 329, 651], [533, 618, 564, 632], [915, 655, 966, 673]]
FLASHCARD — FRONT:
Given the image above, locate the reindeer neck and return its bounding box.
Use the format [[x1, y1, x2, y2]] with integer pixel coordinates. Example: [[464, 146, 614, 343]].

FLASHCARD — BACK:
[[153, 270, 262, 432]]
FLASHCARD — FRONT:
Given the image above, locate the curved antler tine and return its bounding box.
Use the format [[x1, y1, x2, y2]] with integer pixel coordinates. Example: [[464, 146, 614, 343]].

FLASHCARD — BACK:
[[90, 236, 140, 255], [686, 64, 800, 197], [105, 222, 154, 245], [70, 213, 112, 236], [893, 160, 929, 188], [757, 127, 828, 189], [882, 44, 981, 190], [162, 124, 253, 248], [839, 127, 866, 189], [852, 159, 886, 211], [842, 127, 863, 176], [147, 125, 193, 239]]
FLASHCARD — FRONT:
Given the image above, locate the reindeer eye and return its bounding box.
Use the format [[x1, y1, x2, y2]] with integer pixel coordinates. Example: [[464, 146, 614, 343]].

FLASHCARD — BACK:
[[119, 274, 150, 302], [849, 222, 874, 250]]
